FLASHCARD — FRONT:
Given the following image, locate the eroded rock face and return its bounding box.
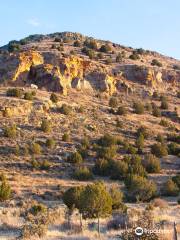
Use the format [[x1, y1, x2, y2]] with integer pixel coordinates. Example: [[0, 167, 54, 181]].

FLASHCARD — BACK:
[[13, 51, 44, 81], [0, 50, 179, 95], [119, 65, 180, 91]]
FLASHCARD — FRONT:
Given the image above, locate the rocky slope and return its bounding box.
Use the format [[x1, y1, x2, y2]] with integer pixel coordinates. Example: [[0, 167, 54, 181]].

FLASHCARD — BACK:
[[0, 32, 179, 95]]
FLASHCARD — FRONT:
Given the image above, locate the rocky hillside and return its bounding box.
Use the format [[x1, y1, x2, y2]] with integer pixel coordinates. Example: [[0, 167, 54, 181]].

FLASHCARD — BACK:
[[0, 31, 179, 96]]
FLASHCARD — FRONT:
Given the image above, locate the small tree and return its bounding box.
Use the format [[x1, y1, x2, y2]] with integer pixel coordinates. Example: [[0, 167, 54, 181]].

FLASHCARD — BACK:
[[79, 182, 112, 234], [62, 186, 85, 229]]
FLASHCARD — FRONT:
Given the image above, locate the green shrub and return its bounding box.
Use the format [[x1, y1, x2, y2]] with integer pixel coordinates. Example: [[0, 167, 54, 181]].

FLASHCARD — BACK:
[[151, 59, 162, 67], [159, 119, 169, 127], [6, 88, 23, 98], [81, 137, 90, 149], [162, 179, 179, 196], [109, 97, 118, 108], [46, 138, 56, 149], [156, 134, 165, 143], [0, 180, 11, 201], [126, 144, 138, 155], [145, 102, 152, 112], [4, 125, 17, 138], [125, 175, 157, 202], [84, 39, 98, 50], [73, 167, 93, 181], [93, 159, 111, 176], [152, 106, 161, 117], [116, 106, 127, 115], [50, 93, 58, 103], [40, 160, 51, 170], [109, 186, 124, 210], [127, 155, 147, 177], [136, 126, 149, 139], [62, 133, 70, 142], [14, 144, 20, 156], [30, 142, 42, 155], [67, 151, 83, 165], [62, 186, 84, 211], [133, 102, 144, 114], [168, 142, 180, 156], [31, 158, 40, 169], [40, 119, 52, 133], [59, 104, 72, 115], [31, 203, 46, 216], [143, 154, 161, 173], [24, 92, 34, 101], [98, 134, 117, 147], [129, 53, 140, 60], [97, 145, 117, 160], [151, 143, 168, 157], [135, 133, 144, 152], [160, 99, 168, 110], [99, 44, 111, 53], [0, 173, 6, 182], [110, 160, 128, 180]]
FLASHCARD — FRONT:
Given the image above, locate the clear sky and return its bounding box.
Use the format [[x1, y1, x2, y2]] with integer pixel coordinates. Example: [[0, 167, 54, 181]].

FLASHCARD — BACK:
[[1, 0, 180, 59]]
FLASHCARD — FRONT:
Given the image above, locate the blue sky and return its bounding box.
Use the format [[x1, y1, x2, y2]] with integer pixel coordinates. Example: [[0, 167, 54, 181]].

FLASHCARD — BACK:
[[1, 0, 180, 59]]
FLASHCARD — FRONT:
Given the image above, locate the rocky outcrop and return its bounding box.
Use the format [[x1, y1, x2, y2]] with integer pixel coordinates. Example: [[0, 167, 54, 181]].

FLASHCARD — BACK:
[[12, 51, 44, 81], [16, 53, 117, 95], [0, 48, 179, 95], [118, 65, 179, 91]]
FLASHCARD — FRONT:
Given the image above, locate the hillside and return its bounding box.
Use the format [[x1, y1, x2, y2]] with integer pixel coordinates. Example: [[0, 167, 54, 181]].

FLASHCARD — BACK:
[[0, 32, 179, 240]]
